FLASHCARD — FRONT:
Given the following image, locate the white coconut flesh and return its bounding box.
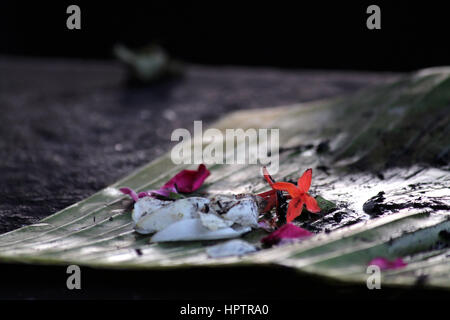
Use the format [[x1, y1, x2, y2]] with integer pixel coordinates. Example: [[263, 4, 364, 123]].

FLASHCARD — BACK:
[[132, 197, 171, 224], [206, 239, 257, 258], [134, 197, 210, 234], [150, 219, 252, 242], [199, 212, 234, 231], [133, 194, 259, 241], [222, 198, 259, 228]]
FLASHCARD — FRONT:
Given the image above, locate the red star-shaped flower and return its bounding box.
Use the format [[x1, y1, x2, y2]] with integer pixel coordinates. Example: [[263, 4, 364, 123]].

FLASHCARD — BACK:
[[257, 167, 278, 212], [272, 168, 321, 222]]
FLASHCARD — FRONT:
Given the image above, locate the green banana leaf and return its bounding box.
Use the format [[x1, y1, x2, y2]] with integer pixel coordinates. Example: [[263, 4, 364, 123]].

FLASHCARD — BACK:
[[0, 67, 449, 289]]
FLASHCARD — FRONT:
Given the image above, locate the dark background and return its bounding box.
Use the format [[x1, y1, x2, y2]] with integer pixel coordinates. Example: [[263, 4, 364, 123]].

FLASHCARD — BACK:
[[0, 1, 449, 71]]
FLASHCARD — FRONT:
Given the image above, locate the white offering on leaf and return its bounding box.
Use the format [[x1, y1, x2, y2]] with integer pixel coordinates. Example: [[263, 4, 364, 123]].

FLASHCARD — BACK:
[[134, 197, 209, 234], [132, 194, 259, 241], [132, 197, 171, 224]]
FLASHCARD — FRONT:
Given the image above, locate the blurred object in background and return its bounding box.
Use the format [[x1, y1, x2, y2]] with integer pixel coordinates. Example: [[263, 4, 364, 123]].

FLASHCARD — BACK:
[[114, 44, 183, 85]]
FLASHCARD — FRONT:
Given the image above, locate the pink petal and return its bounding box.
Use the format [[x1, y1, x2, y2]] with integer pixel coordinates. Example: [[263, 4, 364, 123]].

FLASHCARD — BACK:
[[138, 192, 149, 198], [119, 187, 139, 202], [368, 257, 407, 270], [151, 186, 179, 197], [120, 165, 209, 201], [136, 185, 179, 199], [162, 164, 210, 193], [261, 223, 313, 246]]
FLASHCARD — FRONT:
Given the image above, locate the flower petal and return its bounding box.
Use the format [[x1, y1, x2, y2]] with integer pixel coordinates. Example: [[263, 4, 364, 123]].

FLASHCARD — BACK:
[[272, 182, 300, 198], [138, 192, 149, 198], [263, 194, 277, 213], [257, 190, 277, 212], [162, 164, 210, 193], [261, 223, 312, 246], [119, 187, 139, 202], [152, 186, 179, 197], [257, 190, 276, 198], [297, 168, 312, 193], [304, 194, 321, 213], [368, 257, 407, 270], [286, 197, 304, 222], [137, 185, 179, 199]]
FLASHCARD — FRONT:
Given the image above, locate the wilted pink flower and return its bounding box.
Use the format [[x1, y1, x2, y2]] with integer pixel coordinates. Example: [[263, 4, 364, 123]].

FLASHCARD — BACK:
[[120, 164, 210, 201], [261, 223, 313, 246], [137, 185, 178, 199], [119, 187, 139, 202], [368, 257, 407, 270], [161, 164, 210, 193]]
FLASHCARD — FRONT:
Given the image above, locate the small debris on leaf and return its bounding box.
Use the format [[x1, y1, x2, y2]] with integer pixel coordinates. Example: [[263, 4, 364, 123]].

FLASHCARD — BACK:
[[315, 196, 337, 214], [363, 191, 386, 216]]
